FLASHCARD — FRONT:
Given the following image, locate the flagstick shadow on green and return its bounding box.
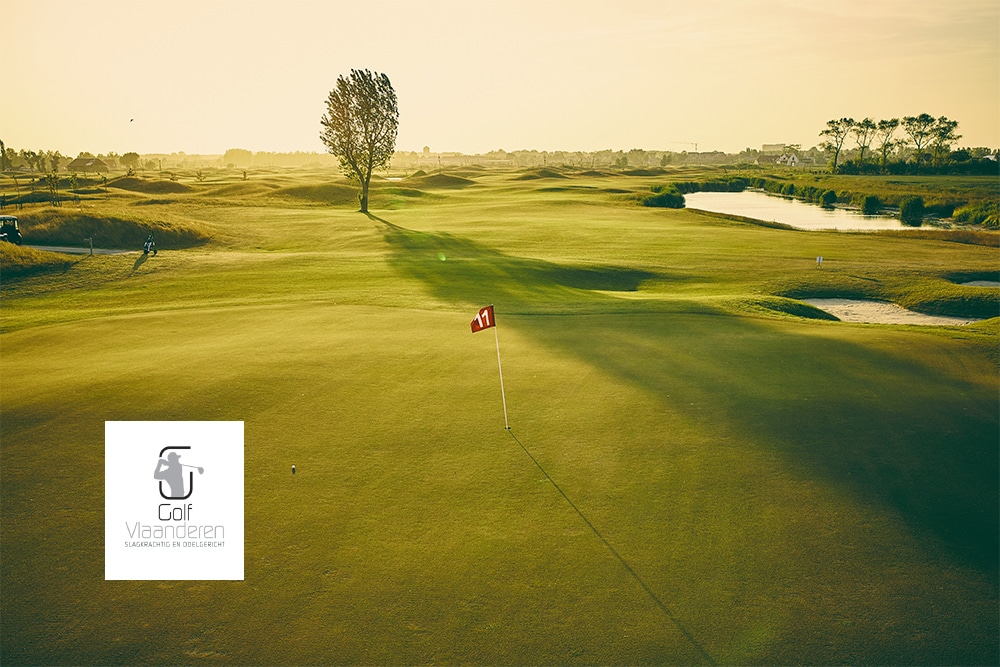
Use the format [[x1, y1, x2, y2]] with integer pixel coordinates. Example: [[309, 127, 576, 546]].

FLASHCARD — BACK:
[[505, 426, 718, 666]]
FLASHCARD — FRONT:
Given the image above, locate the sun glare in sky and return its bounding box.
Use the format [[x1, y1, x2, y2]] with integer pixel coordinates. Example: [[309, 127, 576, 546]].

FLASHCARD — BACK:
[[5, 0, 999, 156]]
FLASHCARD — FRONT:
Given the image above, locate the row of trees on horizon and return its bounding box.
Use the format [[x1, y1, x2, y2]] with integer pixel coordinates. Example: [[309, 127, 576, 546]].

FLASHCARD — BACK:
[[1, 121, 996, 176], [0, 143, 147, 173], [818, 113, 985, 174]]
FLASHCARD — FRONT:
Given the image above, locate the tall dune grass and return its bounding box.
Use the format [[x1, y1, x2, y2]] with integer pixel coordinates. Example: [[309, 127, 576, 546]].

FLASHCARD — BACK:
[[16, 210, 209, 249], [0, 243, 74, 277]]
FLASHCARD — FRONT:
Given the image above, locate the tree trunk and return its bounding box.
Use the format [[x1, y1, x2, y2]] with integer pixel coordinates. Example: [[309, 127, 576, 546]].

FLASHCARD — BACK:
[[360, 176, 370, 213]]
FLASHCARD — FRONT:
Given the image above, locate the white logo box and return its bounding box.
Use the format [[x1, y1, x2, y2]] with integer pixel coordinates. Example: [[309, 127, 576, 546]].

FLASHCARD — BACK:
[[105, 421, 244, 580]]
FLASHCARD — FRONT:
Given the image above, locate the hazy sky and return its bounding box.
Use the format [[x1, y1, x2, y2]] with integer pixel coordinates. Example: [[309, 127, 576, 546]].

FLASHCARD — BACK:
[[5, 0, 999, 156]]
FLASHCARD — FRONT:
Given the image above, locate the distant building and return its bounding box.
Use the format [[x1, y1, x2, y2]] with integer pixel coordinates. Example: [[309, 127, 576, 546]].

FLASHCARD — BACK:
[[755, 152, 800, 167], [66, 157, 109, 173]]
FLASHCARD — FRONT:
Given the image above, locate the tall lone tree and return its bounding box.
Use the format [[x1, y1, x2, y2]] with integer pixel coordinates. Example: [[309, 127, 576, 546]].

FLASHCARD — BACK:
[[320, 69, 399, 214]]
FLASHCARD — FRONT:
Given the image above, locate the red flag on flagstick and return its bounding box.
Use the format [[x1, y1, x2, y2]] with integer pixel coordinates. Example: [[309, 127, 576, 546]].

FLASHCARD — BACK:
[[471, 305, 496, 333], [470, 304, 509, 429]]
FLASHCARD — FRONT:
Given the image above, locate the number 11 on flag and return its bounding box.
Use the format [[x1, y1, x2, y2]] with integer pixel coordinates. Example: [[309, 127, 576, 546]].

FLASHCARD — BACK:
[[470, 305, 508, 429], [470, 305, 495, 333]]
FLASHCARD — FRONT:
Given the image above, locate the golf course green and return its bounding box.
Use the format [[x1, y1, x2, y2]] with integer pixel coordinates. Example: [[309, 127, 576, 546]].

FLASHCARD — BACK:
[[2, 165, 998, 665]]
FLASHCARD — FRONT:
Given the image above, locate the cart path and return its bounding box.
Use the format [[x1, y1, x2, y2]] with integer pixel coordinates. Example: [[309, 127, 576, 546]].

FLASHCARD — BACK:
[[26, 245, 137, 256]]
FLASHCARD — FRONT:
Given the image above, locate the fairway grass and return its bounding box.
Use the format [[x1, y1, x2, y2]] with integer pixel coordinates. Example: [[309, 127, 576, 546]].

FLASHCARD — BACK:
[[2, 167, 997, 665]]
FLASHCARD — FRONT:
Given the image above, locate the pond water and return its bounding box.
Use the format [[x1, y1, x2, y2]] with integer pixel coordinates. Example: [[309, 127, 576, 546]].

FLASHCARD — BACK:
[[684, 190, 911, 231]]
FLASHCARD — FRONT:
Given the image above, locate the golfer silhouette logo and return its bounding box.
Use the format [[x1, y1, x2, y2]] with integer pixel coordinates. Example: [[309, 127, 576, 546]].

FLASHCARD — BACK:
[[154, 446, 204, 500]]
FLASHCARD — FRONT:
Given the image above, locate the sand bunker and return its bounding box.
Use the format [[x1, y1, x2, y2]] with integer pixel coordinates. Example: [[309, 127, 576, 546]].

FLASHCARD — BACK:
[[962, 281, 1000, 287], [803, 299, 982, 326]]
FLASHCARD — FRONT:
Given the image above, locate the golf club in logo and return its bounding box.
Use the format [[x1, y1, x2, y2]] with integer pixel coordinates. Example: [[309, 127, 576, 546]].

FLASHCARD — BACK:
[[154, 446, 204, 500]]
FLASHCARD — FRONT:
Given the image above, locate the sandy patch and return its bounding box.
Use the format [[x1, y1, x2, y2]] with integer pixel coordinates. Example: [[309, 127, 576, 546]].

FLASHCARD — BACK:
[[962, 281, 1000, 287], [803, 299, 982, 326]]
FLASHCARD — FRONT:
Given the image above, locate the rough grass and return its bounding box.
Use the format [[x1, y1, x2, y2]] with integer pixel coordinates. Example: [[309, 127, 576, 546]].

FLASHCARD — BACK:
[[954, 200, 1000, 228], [14, 209, 210, 249], [0, 242, 74, 278], [875, 227, 1000, 247]]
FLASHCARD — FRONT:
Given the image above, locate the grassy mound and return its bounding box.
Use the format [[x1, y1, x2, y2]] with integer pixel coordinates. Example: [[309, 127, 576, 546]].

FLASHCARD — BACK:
[[16, 210, 209, 249], [747, 296, 841, 320], [273, 183, 359, 204], [779, 271, 999, 320], [404, 173, 476, 189], [377, 187, 430, 198], [0, 243, 74, 278], [448, 167, 489, 177], [897, 278, 1000, 319], [945, 270, 1000, 284], [109, 177, 193, 194], [537, 186, 598, 193], [906, 292, 1000, 319], [8, 192, 52, 206], [203, 183, 279, 197], [876, 228, 999, 247], [514, 168, 568, 180]]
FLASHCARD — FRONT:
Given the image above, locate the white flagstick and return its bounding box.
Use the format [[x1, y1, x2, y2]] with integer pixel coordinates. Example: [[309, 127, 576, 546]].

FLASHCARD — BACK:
[[493, 310, 510, 430]]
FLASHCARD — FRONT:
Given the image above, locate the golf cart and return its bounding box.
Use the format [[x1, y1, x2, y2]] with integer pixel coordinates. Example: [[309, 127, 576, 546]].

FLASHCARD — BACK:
[[0, 216, 22, 245]]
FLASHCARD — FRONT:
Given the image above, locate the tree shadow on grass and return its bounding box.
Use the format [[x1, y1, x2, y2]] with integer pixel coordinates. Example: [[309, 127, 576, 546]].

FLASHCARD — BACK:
[[372, 212, 998, 573], [536, 313, 999, 572], [371, 213, 685, 313]]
